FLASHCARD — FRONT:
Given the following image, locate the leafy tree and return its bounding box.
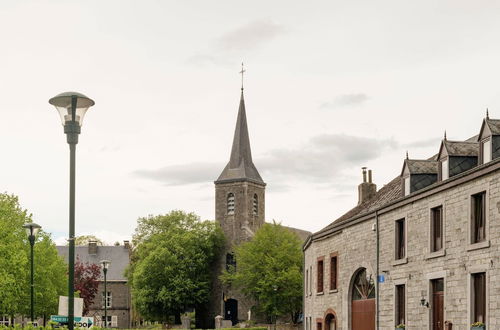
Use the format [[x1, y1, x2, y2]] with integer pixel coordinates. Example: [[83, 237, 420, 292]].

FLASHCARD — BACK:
[[221, 222, 303, 324], [73, 235, 104, 246], [127, 210, 224, 325], [74, 258, 101, 315]]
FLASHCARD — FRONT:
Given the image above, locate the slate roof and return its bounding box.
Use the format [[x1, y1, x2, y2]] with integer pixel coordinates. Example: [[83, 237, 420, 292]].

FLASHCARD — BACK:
[[216, 90, 265, 185], [442, 140, 478, 157], [485, 119, 500, 135], [405, 159, 438, 174], [57, 246, 130, 281]]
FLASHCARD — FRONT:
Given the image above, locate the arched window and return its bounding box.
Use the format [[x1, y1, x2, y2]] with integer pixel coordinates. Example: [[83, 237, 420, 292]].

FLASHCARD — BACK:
[[227, 193, 235, 215], [253, 194, 258, 216]]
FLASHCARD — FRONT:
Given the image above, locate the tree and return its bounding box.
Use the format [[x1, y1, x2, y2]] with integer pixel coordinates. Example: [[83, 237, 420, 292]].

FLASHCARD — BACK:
[[74, 258, 101, 315], [126, 210, 224, 325], [221, 222, 303, 324], [73, 235, 104, 246]]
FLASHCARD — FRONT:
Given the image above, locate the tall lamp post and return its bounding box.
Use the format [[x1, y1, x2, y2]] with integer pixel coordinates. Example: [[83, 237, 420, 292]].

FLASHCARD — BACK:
[[23, 222, 41, 324], [49, 92, 95, 330], [100, 260, 111, 328]]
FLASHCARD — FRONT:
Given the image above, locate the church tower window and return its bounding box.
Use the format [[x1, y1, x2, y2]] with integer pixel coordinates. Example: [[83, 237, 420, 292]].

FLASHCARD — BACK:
[[227, 193, 235, 215], [253, 194, 258, 216]]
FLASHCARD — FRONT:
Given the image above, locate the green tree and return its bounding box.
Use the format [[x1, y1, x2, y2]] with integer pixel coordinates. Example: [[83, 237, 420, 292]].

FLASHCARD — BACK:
[[127, 210, 224, 325], [73, 235, 104, 246], [221, 222, 303, 324]]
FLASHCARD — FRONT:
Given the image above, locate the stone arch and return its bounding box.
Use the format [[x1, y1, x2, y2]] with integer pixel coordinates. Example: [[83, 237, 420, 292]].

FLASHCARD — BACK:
[[323, 309, 337, 330], [348, 267, 375, 330]]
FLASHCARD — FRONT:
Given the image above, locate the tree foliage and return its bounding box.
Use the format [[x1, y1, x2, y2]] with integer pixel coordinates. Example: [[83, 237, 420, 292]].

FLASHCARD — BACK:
[[73, 235, 104, 246], [0, 193, 66, 319], [127, 210, 224, 322], [74, 258, 101, 315], [221, 222, 303, 323]]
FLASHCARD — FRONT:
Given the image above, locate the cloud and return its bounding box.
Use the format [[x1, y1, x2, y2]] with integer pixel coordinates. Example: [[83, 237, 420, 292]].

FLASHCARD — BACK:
[[216, 19, 286, 51], [133, 134, 397, 191], [134, 162, 222, 186], [320, 93, 369, 109], [402, 137, 440, 149]]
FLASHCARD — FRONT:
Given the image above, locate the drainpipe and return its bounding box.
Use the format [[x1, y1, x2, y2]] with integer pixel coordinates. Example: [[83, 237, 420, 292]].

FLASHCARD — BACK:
[[375, 210, 380, 330]]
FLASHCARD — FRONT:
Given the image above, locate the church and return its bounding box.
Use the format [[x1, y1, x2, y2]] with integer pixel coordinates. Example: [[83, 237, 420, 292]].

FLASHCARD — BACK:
[[207, 81, 310, 327]]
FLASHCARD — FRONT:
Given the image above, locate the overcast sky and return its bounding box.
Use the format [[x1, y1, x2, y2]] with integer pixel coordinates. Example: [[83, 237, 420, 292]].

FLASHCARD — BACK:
[[1, 0, 499, 245]]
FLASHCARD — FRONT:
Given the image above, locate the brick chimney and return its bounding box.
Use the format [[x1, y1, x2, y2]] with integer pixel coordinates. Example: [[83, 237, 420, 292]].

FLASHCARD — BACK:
[[123, 240, 130, 249], [358, 167, 377, 205], [88, 240, 98, 255]]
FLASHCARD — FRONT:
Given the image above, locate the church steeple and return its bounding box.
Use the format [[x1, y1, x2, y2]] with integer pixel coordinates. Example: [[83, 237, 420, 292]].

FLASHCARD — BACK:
[[215, 89, 265, 185]]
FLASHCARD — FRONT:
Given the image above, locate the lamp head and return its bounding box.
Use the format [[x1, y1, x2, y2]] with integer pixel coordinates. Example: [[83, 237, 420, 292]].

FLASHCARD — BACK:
[[101, 259, 111, 270], [49, 92, 95, 127], [23, 222, 41, 238]]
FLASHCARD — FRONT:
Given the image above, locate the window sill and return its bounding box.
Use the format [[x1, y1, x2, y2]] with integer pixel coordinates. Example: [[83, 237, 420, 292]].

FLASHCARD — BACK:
[[316, 292, 324, 296], [392, 257, 408, 266], [329, 289, 338, 294], [467, 240, 490, 251], [425, 249, 446, 260]]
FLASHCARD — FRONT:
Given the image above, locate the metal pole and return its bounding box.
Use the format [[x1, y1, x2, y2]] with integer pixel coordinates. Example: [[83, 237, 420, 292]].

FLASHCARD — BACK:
[[104, 268, 108, 328], [68, 142, 76, 330], [375, 210, 380, 330], [30, 235, 35, 323]]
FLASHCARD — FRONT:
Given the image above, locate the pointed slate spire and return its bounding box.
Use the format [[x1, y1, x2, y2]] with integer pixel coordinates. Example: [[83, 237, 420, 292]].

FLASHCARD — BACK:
[[486, 108, 489, 119], [216, 89, 265, 185]]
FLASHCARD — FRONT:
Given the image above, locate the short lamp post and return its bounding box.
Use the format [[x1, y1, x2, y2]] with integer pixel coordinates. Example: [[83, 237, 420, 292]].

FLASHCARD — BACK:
[[101, 260, 111, 328], [49, 92, 95, 330], [23, 222, 41, 324]]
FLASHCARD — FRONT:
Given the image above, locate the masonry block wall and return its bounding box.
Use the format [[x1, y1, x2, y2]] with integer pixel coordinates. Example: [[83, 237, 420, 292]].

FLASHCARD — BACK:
[[89, 281, 130, 328], [305, 164, 500, 329]]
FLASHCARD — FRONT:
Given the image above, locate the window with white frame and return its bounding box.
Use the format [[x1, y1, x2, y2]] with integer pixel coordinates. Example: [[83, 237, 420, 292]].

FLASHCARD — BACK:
[[102, 291, 112, 308], [0, 316, 11, 326]]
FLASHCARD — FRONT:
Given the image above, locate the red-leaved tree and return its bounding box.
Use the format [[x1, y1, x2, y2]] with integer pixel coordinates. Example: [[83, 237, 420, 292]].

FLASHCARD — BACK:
[[74, 257, 101, 315]]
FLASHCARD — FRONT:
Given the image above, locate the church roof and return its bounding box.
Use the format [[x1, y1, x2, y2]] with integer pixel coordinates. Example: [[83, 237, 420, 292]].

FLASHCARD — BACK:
[[216, 90, 265, 185]]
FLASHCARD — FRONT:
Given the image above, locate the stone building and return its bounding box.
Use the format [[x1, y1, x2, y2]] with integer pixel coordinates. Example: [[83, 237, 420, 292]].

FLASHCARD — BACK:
[[303, 115, 500, 329], [208, 87, 310, 327], [57, 241, 132, 328]]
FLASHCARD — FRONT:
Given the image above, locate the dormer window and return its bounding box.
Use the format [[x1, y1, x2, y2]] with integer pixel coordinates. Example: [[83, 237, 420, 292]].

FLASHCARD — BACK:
[[227, 193, 235, 215], [441, 158, 449, 180], [404, 176, 410, 196], [252, 194, 258, 216], [481, 138, 492, 164]]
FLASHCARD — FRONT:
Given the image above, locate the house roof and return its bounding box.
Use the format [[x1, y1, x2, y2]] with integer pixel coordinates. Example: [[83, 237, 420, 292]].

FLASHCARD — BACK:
[[56, 245, 130, 281], [486, 119, 500, 135], [215, 90, 265, 185], [440, 140, 478, 157], [404, 159, 439, 175]]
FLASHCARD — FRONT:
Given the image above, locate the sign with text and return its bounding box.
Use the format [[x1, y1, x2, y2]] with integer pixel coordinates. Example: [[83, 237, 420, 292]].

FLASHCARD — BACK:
[[50, 316, 93, 328], [58, 296, 83, 317]]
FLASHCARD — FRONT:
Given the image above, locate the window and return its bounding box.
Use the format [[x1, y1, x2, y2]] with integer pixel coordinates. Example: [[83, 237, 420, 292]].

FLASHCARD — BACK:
[[309, 266, 312, 296], [395, 219, 406, 260], [226, 253, 236, 271], [316, 321, 322, 330], [101, 316, 112, 328], [404, 176, 410, 196], [253, 194, 258, 216], [441, 158, 449, 180], [395, 284, 405, 326], [482, 139, 492, 164], [0, 316, 11, 326], [102, 291, 112, 308], [227, 193, 235, 215], [330, 254, 338, 291], [317, 258, 324, 293], [472, 272, 486, 324], [431, 206, 443, 252], [471, 192, 486, 244]]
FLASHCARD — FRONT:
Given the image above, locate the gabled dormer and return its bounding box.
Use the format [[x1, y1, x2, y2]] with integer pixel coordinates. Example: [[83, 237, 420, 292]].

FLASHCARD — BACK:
[[437, 139, 478, 180], [401, 158, 438, 196], [477, 117, 500, 164]]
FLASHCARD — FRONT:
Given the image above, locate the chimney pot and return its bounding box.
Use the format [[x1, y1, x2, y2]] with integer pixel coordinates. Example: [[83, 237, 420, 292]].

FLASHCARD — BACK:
[[123, 240, 130, 249], [88, 240, 97, 255], [362, 167, 367, 183], [368, 170, 373, 183], [358, 168, 377, 205]]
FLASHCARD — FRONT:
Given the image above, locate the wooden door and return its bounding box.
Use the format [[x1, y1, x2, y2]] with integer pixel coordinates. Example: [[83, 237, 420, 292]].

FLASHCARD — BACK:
[[432, 279, 444, 330], [352, 299, 375, 330]]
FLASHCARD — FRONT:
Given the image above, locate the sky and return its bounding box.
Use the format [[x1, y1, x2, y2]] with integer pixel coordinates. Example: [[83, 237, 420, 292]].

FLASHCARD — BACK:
[[1, 0, 500, 245]]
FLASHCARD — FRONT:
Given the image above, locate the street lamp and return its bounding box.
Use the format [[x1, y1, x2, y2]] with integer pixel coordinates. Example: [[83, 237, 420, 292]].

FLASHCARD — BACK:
[[100, 260, 111, 328], [23, 222, 41, 325], [49, 92, 95, 330]]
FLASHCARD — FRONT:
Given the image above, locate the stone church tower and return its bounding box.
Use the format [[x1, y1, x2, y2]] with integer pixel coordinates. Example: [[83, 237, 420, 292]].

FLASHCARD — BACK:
[[208, 87, 266, 326]]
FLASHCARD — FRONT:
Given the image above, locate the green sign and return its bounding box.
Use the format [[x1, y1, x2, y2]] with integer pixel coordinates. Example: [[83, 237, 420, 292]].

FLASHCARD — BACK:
[[50, 316, 94, 328]]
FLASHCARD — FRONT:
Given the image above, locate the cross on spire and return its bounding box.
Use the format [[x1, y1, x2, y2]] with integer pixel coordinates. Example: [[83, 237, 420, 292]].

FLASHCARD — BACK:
[[239, 62, 246, 90]]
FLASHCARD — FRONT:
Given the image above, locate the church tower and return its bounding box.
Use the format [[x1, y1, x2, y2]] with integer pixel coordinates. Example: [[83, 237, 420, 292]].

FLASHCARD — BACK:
[[209, 82, 266, 326]]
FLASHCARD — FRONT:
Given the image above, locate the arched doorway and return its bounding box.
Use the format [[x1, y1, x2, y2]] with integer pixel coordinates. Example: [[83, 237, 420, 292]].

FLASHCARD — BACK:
[[324, 310, 337, 330], [351, 268, 375, 330]]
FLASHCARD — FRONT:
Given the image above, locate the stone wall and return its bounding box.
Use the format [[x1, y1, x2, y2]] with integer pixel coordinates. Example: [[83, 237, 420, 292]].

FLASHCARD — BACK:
[[304, 166, 500, 329], [89, 281, 131, 328]]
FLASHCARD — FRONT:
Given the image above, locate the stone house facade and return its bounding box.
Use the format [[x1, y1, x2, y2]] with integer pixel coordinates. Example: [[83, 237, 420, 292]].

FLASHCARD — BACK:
[[57, 241, 132, 328], [304, 116, 500, 330]]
